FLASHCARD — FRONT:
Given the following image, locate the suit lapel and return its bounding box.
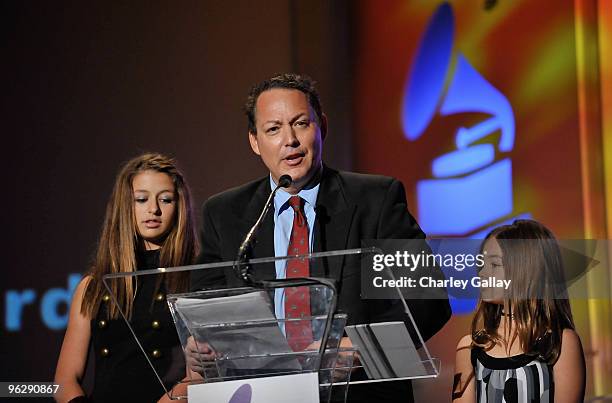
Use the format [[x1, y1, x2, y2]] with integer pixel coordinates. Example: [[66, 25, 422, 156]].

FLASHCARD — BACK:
[[312, 167, 355, 280]]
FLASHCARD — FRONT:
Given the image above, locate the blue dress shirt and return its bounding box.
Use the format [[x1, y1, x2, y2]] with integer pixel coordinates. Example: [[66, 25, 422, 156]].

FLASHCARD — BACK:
[[270, 175, 320, 322]]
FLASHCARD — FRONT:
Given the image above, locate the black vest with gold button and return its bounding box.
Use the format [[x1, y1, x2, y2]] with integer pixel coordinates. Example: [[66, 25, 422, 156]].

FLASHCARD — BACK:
[[90, 249, 184, 402]]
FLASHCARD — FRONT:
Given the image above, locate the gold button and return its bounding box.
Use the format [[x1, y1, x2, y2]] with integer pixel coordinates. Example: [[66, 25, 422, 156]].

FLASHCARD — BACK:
[[101, 348, 110, 357], [102, 294, 110, 302], [151, 349, 162, 358], [151, 320, 160, 330], [98, 320, 107, 329], [155, 293, 164, 302]]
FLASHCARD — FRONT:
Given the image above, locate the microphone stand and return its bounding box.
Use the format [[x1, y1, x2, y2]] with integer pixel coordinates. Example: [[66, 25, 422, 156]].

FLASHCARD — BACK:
[[232, 173, 339, 373], [233, 174, 292, 284]]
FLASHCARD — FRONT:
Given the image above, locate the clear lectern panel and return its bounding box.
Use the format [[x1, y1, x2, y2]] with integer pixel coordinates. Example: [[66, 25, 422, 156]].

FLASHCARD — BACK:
[[102, 247, 442, 401]]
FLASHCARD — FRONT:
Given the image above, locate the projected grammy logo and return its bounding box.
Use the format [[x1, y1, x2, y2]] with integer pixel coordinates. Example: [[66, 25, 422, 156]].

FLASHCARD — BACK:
[[401, 2, 531, 313], [402, 2, 525, 237]]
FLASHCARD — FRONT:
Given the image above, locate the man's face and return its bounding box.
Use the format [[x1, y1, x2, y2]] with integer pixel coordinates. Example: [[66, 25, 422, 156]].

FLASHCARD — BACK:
[[249, 88, 326, 194]]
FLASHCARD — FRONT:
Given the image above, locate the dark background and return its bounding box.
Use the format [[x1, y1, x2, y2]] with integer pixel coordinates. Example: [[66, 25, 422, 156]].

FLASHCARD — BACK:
[[2, 0, 354, 383], [3, 1, 610, 400]]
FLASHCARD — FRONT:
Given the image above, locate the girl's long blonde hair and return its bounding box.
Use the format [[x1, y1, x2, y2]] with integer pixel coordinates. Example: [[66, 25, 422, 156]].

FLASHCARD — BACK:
[[81, 153, 197, 319], [471, 219, 574, 364]]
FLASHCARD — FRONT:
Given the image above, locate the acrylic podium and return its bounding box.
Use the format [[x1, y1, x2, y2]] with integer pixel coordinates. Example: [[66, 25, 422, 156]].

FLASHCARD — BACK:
[[102, 248, 441, 403]]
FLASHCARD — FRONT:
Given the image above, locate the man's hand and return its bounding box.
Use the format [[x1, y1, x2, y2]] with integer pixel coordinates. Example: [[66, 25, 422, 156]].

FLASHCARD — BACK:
[[306, 337, 360, 382], [185, 336, 217, 374], [337, 337, 360, 370]]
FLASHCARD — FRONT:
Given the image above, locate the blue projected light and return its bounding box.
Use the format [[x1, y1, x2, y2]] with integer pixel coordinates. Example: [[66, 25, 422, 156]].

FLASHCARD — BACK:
[[401, 3, 523, 314], [402, 2, 454, 140], [417, 159, 513, 235], [440, 54, 515, 152], [41, 274, 81, 330], [4, 273, 82, 331], [402, 3, 516, 233], [432, 143, 495, 177]]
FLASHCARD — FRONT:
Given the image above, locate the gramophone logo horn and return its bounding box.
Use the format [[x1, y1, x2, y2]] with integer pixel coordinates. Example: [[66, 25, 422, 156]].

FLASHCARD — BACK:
[[402, 2, 519, 236]]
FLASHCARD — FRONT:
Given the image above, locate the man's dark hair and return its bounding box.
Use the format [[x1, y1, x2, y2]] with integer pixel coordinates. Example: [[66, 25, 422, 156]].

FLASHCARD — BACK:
[[244, 73, 323, 134]]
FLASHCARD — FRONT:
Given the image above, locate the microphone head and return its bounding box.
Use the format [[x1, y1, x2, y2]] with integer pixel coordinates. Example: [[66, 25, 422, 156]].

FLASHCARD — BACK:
[[278, 175, 292, 188]]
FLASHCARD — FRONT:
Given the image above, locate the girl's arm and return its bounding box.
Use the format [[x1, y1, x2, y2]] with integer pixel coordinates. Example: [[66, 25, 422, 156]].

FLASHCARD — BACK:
[[452, 335, 476, 402], [157, 365, 203, 403], [54, 277, 92, 403], [553, 328, 586, 403], [157, 378, 189, 403]]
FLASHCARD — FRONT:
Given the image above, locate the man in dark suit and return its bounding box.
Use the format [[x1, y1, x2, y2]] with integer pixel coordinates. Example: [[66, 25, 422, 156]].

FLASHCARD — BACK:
[[191, 73, 451, 402]]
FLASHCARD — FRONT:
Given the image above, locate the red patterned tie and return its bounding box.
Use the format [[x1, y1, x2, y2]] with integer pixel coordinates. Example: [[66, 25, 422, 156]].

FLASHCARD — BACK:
[[284, 196, 313, 351]]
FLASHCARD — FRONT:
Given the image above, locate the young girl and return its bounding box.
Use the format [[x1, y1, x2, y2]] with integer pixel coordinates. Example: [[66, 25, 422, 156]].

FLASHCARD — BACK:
[[453, 220, 585, 402], [54, 153, 197, 403]]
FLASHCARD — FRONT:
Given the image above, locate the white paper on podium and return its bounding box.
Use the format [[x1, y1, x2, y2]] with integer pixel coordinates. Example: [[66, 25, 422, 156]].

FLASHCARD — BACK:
[[188, 372, 320, 403], [175, 291, 299, 370], [174, 291, 278, 324]]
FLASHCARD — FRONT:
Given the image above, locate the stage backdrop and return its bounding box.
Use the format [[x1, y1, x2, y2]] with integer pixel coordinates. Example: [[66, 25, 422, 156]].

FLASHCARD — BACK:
[[352, 0, 610, 399], [2, 0, 610, 400], [1, 0, 354, 390]]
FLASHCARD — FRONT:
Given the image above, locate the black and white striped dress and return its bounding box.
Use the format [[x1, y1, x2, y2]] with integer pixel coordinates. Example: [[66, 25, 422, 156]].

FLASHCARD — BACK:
[[471, 347, 554, 402]]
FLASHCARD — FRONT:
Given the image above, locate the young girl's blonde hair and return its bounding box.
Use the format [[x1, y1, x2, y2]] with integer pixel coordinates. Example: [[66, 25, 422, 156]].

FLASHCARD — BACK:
[[81, 153, 198, 319]]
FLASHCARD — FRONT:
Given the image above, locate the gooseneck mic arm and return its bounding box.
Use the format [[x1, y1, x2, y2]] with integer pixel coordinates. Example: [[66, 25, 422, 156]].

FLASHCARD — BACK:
[[234, 174, 292, 284]]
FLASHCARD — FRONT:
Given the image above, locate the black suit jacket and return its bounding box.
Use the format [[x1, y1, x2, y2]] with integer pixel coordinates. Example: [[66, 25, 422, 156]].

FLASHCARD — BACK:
[[191, 166, 451, 402]]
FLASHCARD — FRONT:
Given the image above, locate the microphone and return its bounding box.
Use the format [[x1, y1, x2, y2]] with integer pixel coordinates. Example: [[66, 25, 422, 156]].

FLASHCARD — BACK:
[[234, 174, 292, 284], [277, 174, 292, 189]]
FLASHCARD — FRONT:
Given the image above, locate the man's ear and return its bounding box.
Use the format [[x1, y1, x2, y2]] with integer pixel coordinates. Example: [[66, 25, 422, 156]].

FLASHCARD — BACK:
[[248, 131, 261, 155], [320, 113, 328, 141]]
